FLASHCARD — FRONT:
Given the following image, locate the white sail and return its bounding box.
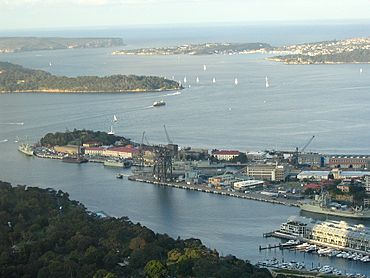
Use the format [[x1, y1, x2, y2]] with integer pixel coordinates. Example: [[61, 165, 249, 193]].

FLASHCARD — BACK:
[[265, 76, 270, 88], [196, 77, 200, 83], [360, 68, 363, 74], [203, 64, 207, 71], [212, 77, 216, 83], [183, 76, 187, 83], [113, 115, 118, 122], [234, 78, 238, 85], [49, 62, 52, 67]]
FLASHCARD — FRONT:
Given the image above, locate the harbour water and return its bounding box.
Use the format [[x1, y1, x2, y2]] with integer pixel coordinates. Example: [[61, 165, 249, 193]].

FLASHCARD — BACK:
[[1, 24, 370, 275]]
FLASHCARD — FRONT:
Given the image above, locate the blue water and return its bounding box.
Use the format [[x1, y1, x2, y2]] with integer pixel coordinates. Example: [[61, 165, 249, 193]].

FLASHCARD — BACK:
[[0, 24, 370, 276]]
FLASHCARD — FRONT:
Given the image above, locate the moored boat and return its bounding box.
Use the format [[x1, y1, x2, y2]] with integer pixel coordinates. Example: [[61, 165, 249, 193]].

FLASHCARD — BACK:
[[18, 143, 34, 156]]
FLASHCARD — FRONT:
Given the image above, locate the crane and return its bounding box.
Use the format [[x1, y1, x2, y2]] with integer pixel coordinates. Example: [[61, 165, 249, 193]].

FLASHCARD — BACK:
[[292, 135, 315, 167], [301, 135, 315, 153], [163, 124, 173, 144]]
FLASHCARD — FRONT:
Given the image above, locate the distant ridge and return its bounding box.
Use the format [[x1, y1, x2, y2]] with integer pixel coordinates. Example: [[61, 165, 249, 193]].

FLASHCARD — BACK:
[[0, 37, 125, 53]]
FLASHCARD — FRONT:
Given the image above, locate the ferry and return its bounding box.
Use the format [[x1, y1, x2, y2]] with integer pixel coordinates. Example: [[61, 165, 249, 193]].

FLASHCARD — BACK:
[[153, 100, 166, 107], [18, 144, 34, 156]]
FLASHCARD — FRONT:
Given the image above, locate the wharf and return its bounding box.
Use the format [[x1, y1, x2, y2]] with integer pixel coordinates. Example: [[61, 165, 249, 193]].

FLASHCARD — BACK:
[[128, 175, 300, 208]]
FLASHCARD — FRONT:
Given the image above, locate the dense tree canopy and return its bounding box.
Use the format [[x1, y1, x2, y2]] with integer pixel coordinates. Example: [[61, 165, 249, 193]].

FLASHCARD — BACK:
[[0, 181, 272, 277], [39, 129, 129, 147], [0, 62, 181, 92]]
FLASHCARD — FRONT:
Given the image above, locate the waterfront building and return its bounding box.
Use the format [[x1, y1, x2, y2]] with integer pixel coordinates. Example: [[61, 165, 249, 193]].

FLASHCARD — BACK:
[[311, 221, 370, 253], [332, 169, 370, 180], [365, 176, 370, 193], [246, 164, 289, 181], [54, 145, 80, 155], [297, 170, 330, 181], [212, 150, 240, 161], [298, 153, 324, 167], [104, 146, 139, 159], [280, 219, 310, 238], [233, 180, 264, 191], [329, 155, 370, 169], [84, 147, 106, 156]]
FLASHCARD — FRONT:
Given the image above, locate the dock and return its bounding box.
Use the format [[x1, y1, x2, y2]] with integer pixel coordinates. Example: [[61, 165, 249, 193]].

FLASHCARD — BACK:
[[128, 175, 300, 208]]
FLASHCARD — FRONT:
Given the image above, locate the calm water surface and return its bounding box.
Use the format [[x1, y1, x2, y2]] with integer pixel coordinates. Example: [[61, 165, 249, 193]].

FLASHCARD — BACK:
[[1, 26, 370, 275]]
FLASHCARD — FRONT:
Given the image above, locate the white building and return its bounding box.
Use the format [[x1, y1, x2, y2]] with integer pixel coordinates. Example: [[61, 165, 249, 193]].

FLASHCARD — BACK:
[[297, 170, 330, 181], [233, 180, 264, 191]]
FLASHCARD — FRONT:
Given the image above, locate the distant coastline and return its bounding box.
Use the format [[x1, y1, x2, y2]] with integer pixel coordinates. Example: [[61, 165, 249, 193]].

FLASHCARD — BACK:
[[0, 37, 125, 53]]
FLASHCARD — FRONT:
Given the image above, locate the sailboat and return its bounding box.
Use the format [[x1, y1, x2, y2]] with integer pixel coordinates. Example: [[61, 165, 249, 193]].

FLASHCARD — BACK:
[[183, 76, 187, 83], [113, 115, 118, 123], [360, 68, 363, 74], [108, 125, 115, 135], [234, 78, 238, 85], [49, 62, 52, 67], [196, 77, 200, 83], [212, 77, 216, 83], [203, 64, 207, 71], [265, 76, 270, 88]]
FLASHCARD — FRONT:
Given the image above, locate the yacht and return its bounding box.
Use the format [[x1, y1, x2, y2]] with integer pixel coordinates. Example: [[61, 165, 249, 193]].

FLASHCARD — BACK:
[[108, 125, 115, 135], [265, 76, 270, 88], [212, 77, 216, 83], [203, 64, 207, 71], [234, 78, 238, 85]]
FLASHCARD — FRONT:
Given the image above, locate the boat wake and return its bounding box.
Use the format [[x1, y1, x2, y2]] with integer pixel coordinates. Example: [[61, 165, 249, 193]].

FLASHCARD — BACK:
[[163, 91, 181, 97], [0, 139, 8, 143], [0, 122, 24, 125]]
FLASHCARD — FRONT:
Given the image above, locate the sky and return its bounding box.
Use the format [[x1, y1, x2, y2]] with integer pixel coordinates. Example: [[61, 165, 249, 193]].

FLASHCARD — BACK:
[[1, 0, 370, 30]]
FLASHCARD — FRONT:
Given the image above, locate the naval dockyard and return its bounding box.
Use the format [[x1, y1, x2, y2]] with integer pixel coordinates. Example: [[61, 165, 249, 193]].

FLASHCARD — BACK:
[[17, 129, 370, 275]]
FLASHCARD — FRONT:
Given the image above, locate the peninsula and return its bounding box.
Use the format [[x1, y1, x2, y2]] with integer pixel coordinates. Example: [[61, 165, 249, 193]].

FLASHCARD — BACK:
[[112, 42, 272, 56], [270, 37, 370, 64], [0, 181, 272, 277], [0, 61, 181, 93], [0, 37, 124, 53]]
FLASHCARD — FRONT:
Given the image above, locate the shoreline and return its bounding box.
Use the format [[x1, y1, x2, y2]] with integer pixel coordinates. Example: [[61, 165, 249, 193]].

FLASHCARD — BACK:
[[128, 175, 300, 208], [0, 87, 182, 94]]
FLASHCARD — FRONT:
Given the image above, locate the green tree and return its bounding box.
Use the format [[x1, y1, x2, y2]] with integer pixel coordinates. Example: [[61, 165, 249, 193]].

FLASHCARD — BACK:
[[144, 260, 168, 278]]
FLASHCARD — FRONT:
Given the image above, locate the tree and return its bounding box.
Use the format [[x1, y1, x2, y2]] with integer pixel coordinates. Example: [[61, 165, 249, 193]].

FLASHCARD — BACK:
[[144, 260, 168, 278]]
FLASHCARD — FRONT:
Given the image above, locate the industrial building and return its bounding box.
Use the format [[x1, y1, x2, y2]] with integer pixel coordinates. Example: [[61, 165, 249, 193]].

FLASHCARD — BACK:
[[297, 170, 331, 181], [246, 164, 290, 181], [329, 156, 370, 169]]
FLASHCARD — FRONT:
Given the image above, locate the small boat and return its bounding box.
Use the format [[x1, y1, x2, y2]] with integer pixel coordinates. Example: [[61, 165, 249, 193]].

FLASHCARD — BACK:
[[196, 77, 199, 83], [265, 76, 270, 88], [203, 64, 207, 71], [153, 100, 166, 107], [183, 76, 187, 83], [360, 68, 363, 74], [113, 115, 118, 123], [116, 173, 124, 179], [234, 78, 238, 85], [212, 77, 216, 83]]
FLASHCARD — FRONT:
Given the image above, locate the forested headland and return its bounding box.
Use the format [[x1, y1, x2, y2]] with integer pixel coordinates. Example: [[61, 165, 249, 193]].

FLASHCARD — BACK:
[[0, 181, 272, 277], [0, 62, 181, 93]]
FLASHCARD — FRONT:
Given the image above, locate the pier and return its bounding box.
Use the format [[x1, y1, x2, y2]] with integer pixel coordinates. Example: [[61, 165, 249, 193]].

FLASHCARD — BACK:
[[127, 175, 300, 207]]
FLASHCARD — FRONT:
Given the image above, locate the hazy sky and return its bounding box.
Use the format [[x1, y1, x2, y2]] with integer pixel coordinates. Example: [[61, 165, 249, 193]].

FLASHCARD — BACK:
[[1, 0, 370, 30]]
